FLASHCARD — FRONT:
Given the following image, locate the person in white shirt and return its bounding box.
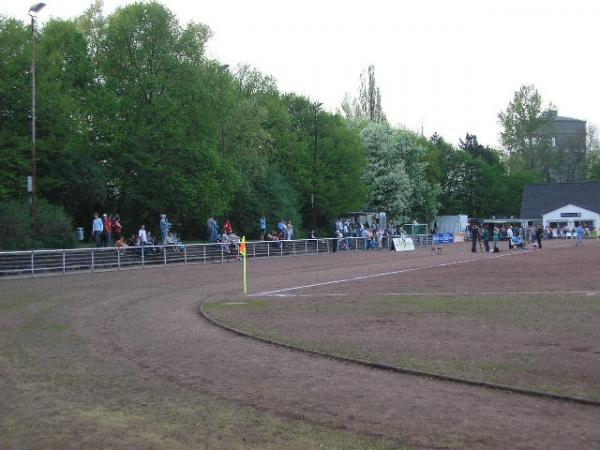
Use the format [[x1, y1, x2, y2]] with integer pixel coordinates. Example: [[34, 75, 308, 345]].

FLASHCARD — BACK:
[[506, 225, 514, 250], [138, 225, 148, 244], [92, 213, 104, 247]]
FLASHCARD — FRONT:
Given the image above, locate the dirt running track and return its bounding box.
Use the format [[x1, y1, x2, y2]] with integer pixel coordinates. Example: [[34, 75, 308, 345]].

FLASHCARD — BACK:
[[4, 240, 600, 449]]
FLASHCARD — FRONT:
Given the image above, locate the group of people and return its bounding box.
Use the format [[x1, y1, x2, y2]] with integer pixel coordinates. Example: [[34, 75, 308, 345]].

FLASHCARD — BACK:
[[257, 217, 296, 241], [469, 222, 588, 253], [334, 217, 403, 251], [91, 213, 122, 248], [92, 212, 185, 254]]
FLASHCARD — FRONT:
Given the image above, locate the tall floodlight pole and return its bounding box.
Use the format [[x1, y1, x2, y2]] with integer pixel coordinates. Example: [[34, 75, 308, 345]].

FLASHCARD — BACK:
[[28, 2, 46, 228], [219, 64, 229, 157], [312, 102, 323, 233]]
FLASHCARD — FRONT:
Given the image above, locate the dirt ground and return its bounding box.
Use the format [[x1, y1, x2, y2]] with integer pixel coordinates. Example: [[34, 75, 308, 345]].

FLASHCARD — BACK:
[[2, 239, 600, 449], [207, 241, 600, 401]]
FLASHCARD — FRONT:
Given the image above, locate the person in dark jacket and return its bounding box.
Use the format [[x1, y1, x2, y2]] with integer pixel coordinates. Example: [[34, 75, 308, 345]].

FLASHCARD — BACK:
[[471, 225, 480, 253], [535, 225, 543, 249], [482, 225, 491, 253]]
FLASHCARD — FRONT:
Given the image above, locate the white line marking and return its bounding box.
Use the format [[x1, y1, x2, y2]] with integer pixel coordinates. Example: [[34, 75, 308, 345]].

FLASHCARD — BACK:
[[379, 290, 600, 297], [249, 251, 528, 298]]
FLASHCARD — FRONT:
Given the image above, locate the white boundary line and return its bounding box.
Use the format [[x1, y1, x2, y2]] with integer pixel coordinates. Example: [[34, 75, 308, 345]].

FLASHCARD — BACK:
[[249, 251, 528, 298]]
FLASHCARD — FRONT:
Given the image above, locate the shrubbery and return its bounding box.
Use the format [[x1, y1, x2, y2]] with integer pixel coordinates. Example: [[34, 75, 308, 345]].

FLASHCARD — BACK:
[[0, 199, 76, 250]]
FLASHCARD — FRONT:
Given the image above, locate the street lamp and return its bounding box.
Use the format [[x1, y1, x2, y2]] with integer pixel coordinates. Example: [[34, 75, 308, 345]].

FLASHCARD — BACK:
[[219, 64, 229, 157], [312, 102, 323, 233], [28, 2, 45, 228]]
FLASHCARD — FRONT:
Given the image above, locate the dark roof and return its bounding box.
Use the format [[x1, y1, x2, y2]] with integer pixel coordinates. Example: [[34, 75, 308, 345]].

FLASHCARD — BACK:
[[520, 182, 600, 218], [555, 116, 586, 123]]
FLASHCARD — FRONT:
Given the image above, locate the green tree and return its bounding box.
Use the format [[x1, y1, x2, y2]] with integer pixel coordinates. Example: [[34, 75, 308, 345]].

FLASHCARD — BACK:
[[0, 18, 32, 200], [341, 65, 386, 123], [498, 84, 557, 181], [99, 2, 233, 236]]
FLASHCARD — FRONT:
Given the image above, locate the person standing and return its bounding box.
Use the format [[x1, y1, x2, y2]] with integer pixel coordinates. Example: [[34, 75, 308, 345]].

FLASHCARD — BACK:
[[259, 216, 266, 240], [493, 226, 500, 252], [223, 219, 232, 235], [471, 225, 480, 253], [286, 221, 294, 240], [278, 219, 286, 238], [483, 225, 490, 253], [160, 214, 171, 244], [506, 225, 514, 250], [103, 214, 112, 247], [138, 225, 148, 245], [92, 213, 104, 247], [112, 215, 122, 242], [535, 225, 543, 249], [207, 217, 218, 243], [576, 224, 585, 247]]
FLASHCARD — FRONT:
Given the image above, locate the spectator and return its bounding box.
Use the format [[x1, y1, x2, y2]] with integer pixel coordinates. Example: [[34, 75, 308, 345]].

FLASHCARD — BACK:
[[112, 215, 122, 242], [361, 226, 371, 250], [278, 219, 286, 237], [138, 225, 148, 245], [101, 213, 108, 247], [103, 214, 112, 247], [286, 221, 294, 240], [576, 224, 585, 247], [223, 219, 233, 235], [160, 214, 171, 243], [92, 213, 103, 247], [259, 216, 266, 239], [207, 217, 218, 243]]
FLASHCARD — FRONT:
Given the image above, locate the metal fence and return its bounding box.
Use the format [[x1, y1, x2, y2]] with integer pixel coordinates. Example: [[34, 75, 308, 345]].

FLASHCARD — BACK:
[[0, 234, 433, 278]]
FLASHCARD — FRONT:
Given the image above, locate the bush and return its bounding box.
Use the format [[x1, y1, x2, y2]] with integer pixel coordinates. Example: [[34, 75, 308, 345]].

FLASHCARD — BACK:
[[0, 198, 76, 250]]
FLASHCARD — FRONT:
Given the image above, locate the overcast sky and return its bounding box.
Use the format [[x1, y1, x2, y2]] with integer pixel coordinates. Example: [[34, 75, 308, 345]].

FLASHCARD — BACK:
[[3, 0, 599, 147]]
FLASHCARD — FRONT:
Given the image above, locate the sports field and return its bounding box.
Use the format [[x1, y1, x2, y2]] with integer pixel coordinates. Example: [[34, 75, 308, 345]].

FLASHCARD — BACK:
[[1, 239, 600, 449]]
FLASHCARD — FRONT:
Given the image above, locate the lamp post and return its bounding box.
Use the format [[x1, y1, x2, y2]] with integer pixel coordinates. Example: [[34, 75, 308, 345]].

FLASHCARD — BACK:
[[28, 2, 46, 229], [219, 64, 229, 157], [312, 102, 323, 233]]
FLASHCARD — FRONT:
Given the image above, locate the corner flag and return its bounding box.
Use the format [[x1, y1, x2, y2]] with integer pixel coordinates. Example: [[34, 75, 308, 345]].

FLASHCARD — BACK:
[[241, 236, 247, 296]]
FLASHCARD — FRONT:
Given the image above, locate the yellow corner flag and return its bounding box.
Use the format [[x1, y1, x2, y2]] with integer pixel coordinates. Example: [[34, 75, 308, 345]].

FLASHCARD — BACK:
[[240, 236, 246, 256], [240, 236, 247, 296]]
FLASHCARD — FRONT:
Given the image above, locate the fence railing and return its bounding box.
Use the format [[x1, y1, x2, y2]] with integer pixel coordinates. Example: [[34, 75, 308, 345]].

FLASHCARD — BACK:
[[0, 234, 433, 278]]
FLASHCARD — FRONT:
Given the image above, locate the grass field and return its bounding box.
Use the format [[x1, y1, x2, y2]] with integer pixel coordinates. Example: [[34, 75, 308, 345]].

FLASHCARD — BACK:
[[206, 292, 600, 400]]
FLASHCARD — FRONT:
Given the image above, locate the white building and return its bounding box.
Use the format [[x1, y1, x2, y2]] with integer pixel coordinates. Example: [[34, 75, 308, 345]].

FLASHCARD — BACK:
[[520, 182, 600, 230]]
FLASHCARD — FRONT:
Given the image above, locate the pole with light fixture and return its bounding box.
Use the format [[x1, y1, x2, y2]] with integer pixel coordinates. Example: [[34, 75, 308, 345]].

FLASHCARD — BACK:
[[28, 2, 46, 229], [312, 102, 323, 233], [219, 64, 229, 157]]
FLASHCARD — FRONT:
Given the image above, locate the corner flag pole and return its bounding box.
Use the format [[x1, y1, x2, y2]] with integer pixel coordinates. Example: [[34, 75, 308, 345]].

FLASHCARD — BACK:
[[240, 236, 247, 296]]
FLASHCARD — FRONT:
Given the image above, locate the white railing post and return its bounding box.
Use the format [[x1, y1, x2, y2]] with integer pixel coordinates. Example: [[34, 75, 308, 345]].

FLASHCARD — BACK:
[[163, 245, 167, 265], [184, 246, 188, 264], [117, 248, 121, 271], [253, 242, 256, 259], [62, 250, 66, 275], [280, 242, 283, 257], [91, 248, 95, 273], [305, 240, 308, 255], [30, 251, 34, 277], [221, 244, 224, 263], [293, 241, 296, 256], [316, 240, 319, 254], [203, 245, 206, 263], [141, 246, 145, 268], [267, 242, 270, 258]]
